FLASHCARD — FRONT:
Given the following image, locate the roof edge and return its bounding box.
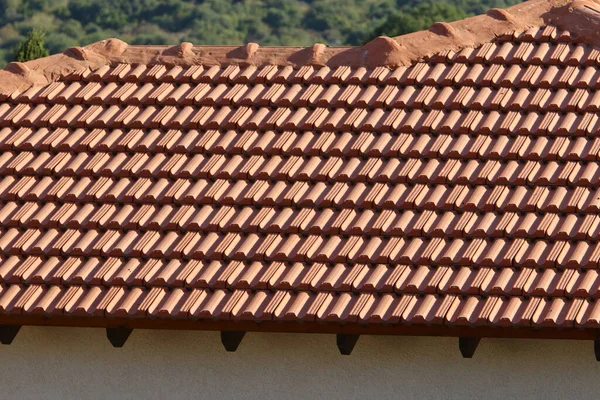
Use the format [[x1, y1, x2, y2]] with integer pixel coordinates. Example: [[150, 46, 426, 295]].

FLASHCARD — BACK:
[[0, 0, 595, 97], [0, 314, 597, 340]]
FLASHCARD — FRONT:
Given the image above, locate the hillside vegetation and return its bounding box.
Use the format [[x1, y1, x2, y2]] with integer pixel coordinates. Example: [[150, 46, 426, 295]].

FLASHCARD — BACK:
[[0, 0, 522, 66]]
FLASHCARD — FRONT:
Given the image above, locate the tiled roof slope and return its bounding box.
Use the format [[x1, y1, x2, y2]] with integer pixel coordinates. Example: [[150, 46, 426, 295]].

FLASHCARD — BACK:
[[1, 0, 600, 338]]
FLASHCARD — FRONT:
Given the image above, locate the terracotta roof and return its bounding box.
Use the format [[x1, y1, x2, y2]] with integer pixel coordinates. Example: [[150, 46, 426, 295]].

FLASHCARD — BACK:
[[1, 0, 600, 344]]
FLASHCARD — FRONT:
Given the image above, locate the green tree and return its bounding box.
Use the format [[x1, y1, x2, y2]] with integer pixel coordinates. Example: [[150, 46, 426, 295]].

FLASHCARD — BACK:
[[13, 28, 49, 62], [368, 0, 523, 40], [0, 0, 528, 67]]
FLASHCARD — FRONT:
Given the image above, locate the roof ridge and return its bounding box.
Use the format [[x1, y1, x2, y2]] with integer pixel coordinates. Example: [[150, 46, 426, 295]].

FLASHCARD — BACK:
[[548, 0, 600, 44], [0, 0, 592, 97]]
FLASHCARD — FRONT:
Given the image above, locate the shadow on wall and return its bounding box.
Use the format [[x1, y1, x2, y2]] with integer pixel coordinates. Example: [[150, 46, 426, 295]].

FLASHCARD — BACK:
[[0, 326, 598, 399]]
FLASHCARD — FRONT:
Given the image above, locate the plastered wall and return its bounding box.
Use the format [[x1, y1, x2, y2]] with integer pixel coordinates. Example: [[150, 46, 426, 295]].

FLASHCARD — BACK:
[[1, 326, 598, 400]]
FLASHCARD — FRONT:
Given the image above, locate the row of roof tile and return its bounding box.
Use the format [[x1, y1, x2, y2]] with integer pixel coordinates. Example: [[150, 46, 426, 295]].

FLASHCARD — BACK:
[[4, 129, 600, 162], [1, 104, 598, 137], [2, 257, 600, 299], [1, 202, 599, 240], [3, 153, 600, 188], [0, 284, 596, 328], [0, 227, 599, 267], [11, 77, 600, 108], [3, 176, 600, 212]]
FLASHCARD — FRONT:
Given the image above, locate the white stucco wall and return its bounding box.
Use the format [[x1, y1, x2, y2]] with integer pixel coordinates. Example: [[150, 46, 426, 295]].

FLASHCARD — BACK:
[[1, 326, 598, 399]]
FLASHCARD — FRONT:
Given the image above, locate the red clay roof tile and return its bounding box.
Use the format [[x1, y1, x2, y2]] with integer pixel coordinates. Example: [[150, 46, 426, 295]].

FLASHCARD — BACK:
[[0, 0, 600, 338]]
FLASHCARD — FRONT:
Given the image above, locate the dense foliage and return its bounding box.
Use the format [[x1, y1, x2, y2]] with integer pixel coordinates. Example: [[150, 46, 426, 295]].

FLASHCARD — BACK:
[[13, 28, 49, 62], [0, 0, 523, 65]]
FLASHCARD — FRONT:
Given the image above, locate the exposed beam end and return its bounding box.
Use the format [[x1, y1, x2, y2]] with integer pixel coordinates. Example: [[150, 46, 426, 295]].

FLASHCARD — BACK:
[[336, 334, 360, 355], [594, 340, 600, 361], [221, 331, 246, 352], [459, 336, 480, 358], [106, 327, 133, 348], [0, 325, 21, 345]]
